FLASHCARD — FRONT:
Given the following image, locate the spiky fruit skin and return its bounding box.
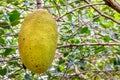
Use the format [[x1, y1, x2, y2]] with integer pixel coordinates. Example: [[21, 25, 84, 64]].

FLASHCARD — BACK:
[[18, 9, 58, 74]]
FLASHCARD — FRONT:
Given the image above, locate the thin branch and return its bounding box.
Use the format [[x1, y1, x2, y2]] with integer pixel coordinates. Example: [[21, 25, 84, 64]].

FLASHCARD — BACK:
[[84, 0, 120, 24], [0, 46, 17, 49], [70, 15, 101, 37], [0, 34, 18, 38], [56, 3, 105, 21], [0, 57, 20, 62], [43, 0, 80, 8], [57, 43, 120, 48], [1, 43, 120, 49], [60, 69, 120, 79], [0, 24, 9, 28], [74, 65, 85, 79], [97, 33, 120, 43]]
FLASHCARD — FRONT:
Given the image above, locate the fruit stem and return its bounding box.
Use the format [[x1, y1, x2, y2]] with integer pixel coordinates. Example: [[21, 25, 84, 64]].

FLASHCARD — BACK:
[[36, 0, 42, 9]]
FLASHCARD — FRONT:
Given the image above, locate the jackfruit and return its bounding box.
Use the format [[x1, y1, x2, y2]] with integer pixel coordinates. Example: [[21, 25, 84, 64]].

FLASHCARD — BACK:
[[18, 9, 58, 74]]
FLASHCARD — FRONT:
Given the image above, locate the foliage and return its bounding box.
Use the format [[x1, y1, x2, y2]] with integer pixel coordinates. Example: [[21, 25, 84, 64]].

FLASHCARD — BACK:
[[0, 0, 120, 80]]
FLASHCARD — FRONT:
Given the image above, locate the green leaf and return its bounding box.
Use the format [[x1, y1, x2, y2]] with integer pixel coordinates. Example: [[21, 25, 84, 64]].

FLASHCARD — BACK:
[[0, 38, 6, 44], [75, 1, 80, 4], [0, 67, 7, 76], [71, 39, 80, 44], [59, 58, 65, 64], [100, 20, 114, 28], [6, 0, 15, 3], [67, 14, 72, 20], [79, 27, 91, 35], [2, 48, 13, 57], [114, 57, 120, 65], [0, 28, 4, 36], [78, 46, 83, 50], [7, 61, 18, 66], [58, 0, 64, 4], [94, 46, 105, 54], [9, 10, 20, 22], [115, 51, 120, 55], [63, 52, 69, 57], [0, 10, 3, 14], [66, 29, 72, 33], [0, 22, 10, 28], [114, 12, 120, 20], [57, 65, 64, 72], [91, 39, 97, 43], [103, 35, 111, 42], [11, 20, 20, 26]]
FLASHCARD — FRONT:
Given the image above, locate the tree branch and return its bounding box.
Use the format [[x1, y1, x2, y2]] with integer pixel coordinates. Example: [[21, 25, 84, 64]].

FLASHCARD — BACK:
[[0, 34, 18, 38], [63, 69, 120, 79], [74, 65, 85, 79], [103, 0, 120, 13], [84, 0, 120, 24], [36, 0, 42, 9], [57, 43, 120, 48], [56, 3, 105, 21], [0, 57, 20, 62]]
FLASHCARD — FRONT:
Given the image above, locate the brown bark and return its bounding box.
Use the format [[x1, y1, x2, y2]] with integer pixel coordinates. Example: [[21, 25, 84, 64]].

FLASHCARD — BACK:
[[103, 0, 120, 13], [36, 0, 42, 9]]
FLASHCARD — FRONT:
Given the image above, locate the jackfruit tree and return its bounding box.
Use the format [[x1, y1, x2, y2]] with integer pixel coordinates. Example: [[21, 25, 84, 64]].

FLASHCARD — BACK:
[[0, 0, 120, 80]]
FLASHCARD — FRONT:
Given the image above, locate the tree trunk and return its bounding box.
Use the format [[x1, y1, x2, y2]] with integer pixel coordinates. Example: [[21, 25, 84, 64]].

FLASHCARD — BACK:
[[103, 0, 120, 13]]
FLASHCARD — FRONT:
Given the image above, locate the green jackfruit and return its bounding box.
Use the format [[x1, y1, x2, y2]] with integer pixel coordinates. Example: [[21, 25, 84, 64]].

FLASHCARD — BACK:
[[18, 9, 58, 74]]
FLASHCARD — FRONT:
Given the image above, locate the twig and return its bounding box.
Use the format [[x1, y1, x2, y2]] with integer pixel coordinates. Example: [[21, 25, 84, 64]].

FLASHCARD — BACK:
[[74, 65, 85, 79], [0, 46, 17, 49], [0, 34, 18, 38], [56, 3, 105, 21], [97, 33, 120, 43], [1, 43, 120, 49], [0, 57, 20, 62], [70, 15, 101, 37], [84, 0, 120, 24], [61, 69, 120, 78], [60, 65, 69, 80], [57, 43, 120, 48], [43, 0, 80, 8]]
